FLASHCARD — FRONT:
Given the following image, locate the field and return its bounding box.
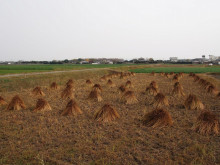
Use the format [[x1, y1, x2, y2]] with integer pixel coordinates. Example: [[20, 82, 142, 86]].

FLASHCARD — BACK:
[[0, 64, 139, 75], [0, 68, 220, 164], [131, 66, 220, 73]]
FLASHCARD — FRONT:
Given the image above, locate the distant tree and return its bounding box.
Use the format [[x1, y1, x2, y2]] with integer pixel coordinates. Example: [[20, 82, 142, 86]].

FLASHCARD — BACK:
[[149, 58, 154, 62], [77, 58, 83, 62], [63, 59, 69, 63]]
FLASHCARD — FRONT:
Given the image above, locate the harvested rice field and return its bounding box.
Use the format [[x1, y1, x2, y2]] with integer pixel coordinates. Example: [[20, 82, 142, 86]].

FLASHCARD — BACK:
[[0, 71, 220, 164]]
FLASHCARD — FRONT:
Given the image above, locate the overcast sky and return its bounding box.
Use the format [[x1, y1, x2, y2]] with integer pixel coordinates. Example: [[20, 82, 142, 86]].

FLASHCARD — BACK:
[[0, 0, 219, 61]]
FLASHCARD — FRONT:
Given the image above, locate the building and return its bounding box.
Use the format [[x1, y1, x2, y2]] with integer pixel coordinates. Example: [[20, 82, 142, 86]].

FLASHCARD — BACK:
[[170, 57, 178, 62], [209, 55, 219, 61]]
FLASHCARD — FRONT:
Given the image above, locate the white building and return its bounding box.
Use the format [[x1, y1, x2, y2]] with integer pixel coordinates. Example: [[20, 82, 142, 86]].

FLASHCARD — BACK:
[[209, 55, 219, 61], [170, 57, 178, 62]]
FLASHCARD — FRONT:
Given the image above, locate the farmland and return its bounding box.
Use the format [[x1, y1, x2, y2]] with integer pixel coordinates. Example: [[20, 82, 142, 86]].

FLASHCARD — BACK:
[[131, 66, 220, 73], [0, 68, 220, 164], [0, 64, 139, 75]]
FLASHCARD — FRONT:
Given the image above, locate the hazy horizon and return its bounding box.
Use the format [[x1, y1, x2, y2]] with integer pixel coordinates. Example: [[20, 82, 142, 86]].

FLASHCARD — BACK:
[[0, 0, 220, 61]]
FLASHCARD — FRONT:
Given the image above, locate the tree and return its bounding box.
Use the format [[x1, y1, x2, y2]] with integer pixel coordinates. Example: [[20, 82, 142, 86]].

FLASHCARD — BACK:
[[64, 59, 69, 63]]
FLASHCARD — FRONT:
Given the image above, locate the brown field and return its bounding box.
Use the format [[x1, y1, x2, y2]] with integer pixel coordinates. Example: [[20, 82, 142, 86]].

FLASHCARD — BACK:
[[0, 71, 220, 165]]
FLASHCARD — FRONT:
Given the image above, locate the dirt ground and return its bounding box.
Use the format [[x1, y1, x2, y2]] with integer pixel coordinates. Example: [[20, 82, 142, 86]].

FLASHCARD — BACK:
[[0, 73, 219, 165]]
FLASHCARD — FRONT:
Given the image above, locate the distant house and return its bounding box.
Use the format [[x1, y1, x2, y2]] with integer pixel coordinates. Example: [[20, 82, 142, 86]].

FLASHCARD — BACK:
[[92, 62, 100, 65], [209, 55, 219, 61], [170, 57, 178, 62], [106, 60, 113, 64], [80, 61, 89, 64]]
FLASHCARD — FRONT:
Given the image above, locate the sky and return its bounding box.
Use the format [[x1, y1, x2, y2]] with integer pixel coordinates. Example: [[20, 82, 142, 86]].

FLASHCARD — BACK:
[[0, 0, 220, 61]]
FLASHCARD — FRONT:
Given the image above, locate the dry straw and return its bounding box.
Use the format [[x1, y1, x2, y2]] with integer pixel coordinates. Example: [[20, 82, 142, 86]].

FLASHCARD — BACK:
[[145, 86, 158, 96], [61, 85, 74, 99], [202, 82, 212, 90], [164, 73, 170, 78], [107, 79, 116, 87], [143, 108, 173, 128], [125, 80, 133, 88], [121, 90, 138, 104], [66, 79, 74, 86], [100, 75, 108, 81], [32, 87, 45, 96], [198, 79, 207, 86], [61, 99, 82, 116], [152, 93, 169, 108], [50, 82, 59, 90], [172, 74, 180, 82], [169, 72, 174, 76], [88, 90, 103, 102], [150, 81, 158, 89], [217, 92, 220, 99], [172, 82, 185, 97], [207, 85, 218, 95], [178, 72, 184, 78], [131, 72, 135, 76], [193, 76, 200, 82], [151, 71, 155, 76], [94, 104, 120, 122], [33, 98, 51, 112], [118, 85, 127, 94], [192, 111, 219, 135], [184, 94, 204, 110], [86, 79, 93, 87], [189, 73, 195, 77], [92, 84, 102, 93], [0, 96, 7, 106], [7, 95, 26, 110]]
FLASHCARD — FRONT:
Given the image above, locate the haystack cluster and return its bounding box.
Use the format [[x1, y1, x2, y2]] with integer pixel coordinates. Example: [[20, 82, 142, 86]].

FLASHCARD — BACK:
[[190, 74, 219, 97], [1, 70, 219, 135]]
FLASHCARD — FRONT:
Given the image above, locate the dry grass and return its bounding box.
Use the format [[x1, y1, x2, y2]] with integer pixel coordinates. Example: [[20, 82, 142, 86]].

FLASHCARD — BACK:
[[0, 96, 7, 106], [172, 74, 180, 82], [184, 94, 204, 110], [150, 81, 158, 89], [61, 99, 83, 116], [118, 85, 127, 94], [33, 98, 51, 112], [50, 82, 59, 90], [145, 86, 158, 96], [92, 84, 102, 93], [94, 104, 120, 122], [7, 95, 26, 110], [125, 80, 133, 88], [151, 71, 155, 76], [61, 85, 75, 99], [31, 86, 45, 96], [207, 85, 219, 95], [172, 82, 185, 97], [86, 79, 93, 87], [193, 75, 200, 82], [152, 93, 169, 108], [192, 111, 219, 135], [121, 90, 138, 104], [217, 92, 220, 99], [88, 90, 103, 102], [66, 79, 74, 86], [164, 73, 170, 78], [143, 108, 173, 128], [107, 79, 116, 88]]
